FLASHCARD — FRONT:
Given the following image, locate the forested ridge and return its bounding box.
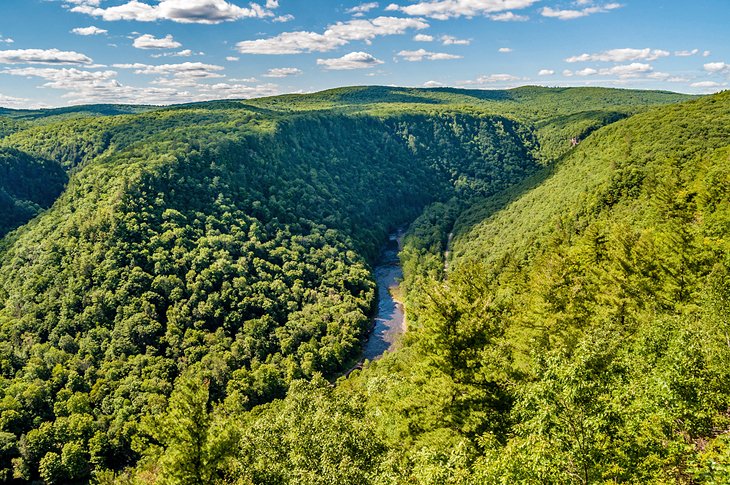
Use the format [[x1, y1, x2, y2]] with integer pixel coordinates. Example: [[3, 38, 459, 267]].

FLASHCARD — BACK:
[[1, 85, 726, 483]]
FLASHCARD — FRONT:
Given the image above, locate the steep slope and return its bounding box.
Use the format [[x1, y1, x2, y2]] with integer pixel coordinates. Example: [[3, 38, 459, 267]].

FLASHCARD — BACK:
[[354, 90, 730, 484], [0, 148, 66, 237]]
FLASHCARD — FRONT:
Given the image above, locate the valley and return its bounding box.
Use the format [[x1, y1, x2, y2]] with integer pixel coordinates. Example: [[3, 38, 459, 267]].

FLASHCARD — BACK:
[[0, 86, 728, 483]]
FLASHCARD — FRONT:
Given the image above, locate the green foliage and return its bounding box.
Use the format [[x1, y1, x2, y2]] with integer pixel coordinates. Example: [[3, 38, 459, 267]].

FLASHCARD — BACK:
[[229, 376, 385, 485], [0, 85, 704, 482], [135, 366, 234, 485], [0, 147, 66, 236], [384, 90, 730, 483]]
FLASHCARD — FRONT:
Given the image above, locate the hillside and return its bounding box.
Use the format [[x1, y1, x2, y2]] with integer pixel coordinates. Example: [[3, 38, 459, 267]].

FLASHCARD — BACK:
[[0, 85, 719, 483], [359, 90, 730, 484]]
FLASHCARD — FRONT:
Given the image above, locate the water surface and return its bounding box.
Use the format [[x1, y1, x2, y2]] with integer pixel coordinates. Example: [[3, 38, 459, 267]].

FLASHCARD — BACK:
[[362, 232, 405, 361]]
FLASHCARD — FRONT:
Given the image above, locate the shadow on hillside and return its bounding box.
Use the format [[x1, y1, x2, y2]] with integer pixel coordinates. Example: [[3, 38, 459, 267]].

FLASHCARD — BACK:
[[451, 162, 557, 247]]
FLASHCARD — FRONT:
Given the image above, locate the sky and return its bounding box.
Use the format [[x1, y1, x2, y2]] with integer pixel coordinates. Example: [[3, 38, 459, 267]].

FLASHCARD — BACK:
[[0, 0, 729, 108]]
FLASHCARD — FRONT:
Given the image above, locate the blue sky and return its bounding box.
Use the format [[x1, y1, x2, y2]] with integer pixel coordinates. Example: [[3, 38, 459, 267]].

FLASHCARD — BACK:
[[1, 0, 729, 108]]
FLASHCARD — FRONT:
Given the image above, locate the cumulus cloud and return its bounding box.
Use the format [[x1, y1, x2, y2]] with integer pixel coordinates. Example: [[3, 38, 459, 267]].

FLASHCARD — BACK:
[[191, 81, 280, 99], [690, 81, 725, 88], [566, 48, 670, 63], [541, 3, 622, 20], [423, 80, 444, 87], [602, 62, 652, 77], [566, 62, 654, 79], [538, 69, 554, 76], [236, 16, 428, 54], [498, 47, 512, 53], [151, 49, 196, 58], [0, 48, 93, 65], [385, 0, 538, 20], [489, 11, 528, 21], [0, 92, 29, 108], [441, 35, 470, 45], [0, 36, 13, 44], [674, 49, 699, 57], [704, 62, 729, 74], [63, 0, 102, 5], [4, 67, 117, 89], [413, 34, 434, 41], [3, 62, 279, 105], [71, 26, 108, 35], [133, 34, 182, 49], [263, 67, 302, 77], [273, 14, 294, 22], [462, 73, 521, 85], [71, 0, 271, 24], [317, 51, 384, 70], [347, 2, 379, 16], [397, 48, 462, 61], [647, 72, 688, 83], [113, 61, 225, 78]]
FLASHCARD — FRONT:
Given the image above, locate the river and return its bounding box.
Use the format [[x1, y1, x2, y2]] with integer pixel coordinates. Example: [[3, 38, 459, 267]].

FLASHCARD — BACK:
[[361, 230, 406, 361]]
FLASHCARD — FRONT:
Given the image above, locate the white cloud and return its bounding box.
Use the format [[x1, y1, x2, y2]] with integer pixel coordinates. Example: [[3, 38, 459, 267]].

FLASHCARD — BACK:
[[647, 72, 688, 83], [441, 35, 470, 45], [704, 62, 729, 74], [566, 48, 670, 63], [236, 16, 428, 54], [489, 11, 528, 21], [237, 31, 345, 54], [498, 47, 512, 53], [317, 51, 384, 70], [273, 14, 294, 22], [4, 67, 117, 90], [674, 48, 699, 57], [193, 81, 280, 99], [563, 69, 574, 77], [71, 26, 107, 35], [703, 50, 711, 57], [569, 62, 654, 79], [0, 37, 13, 44], [423, 80, 443, 87], [3, 61, 279, 105], [690, 81, 725, 88], [63, 0, 102, 5], [413, 34, 434, 41], [541, 3, 622, 20], [263, 67, 302, 77], [397, 48, 462, 61], [265, 0, 278, 8], [0, 48, 93, 65], [71, 0, 272, 24], [133, 33, 182, 49], [538, 69, 554, 76], [462, 73, 521, 85], [113, 61, 225, 78], [226, 56, 239, 61], [0, 92, 29, 108], [151, 49, 195, 58], [347, 2, 379, 15], [385, 0, 538, 20]]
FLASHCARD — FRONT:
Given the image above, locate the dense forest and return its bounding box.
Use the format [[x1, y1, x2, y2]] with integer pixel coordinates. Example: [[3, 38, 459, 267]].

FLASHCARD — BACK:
[[0, 85, 727, 483]]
